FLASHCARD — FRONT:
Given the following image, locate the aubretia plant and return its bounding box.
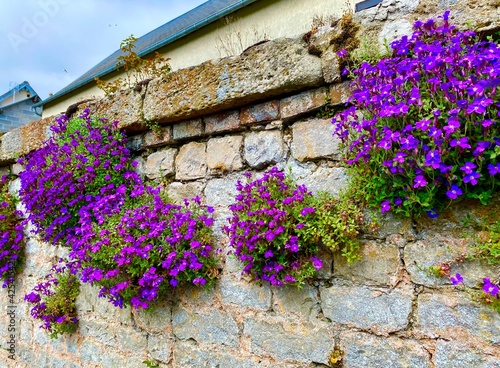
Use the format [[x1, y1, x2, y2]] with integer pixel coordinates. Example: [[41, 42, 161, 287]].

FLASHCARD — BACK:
[[334, 11, 500, 217], [224, 167, 363, 287], [0, 175, 24, 287], [70, 190, 218, 309], [25, 262, 80, 338], [18, 109, 140, 244]]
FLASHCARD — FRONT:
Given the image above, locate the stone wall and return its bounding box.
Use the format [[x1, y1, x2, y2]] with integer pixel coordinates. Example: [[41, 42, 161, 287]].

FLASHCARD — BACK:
[[0, 1, 499, 367]]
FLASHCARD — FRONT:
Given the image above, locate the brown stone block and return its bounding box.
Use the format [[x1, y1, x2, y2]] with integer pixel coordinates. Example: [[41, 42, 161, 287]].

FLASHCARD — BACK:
[[280, 87, 328, 120], [172, 119, 203, 140], [204, 111, 240, 135], [240, 100, 280, 125]]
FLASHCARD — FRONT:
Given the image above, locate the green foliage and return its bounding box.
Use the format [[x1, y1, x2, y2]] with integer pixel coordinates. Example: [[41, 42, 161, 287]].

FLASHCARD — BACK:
[[301, 192, 364, 263], [44, 270, 80, 339], [95, 35, 171, 95], [471, 219, 500, 265]]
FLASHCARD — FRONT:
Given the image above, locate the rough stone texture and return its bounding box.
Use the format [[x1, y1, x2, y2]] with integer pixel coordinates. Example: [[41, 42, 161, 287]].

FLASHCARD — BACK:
[[172, 119, 203, 140], [144, 148, 177, 179], [297, 166, 349, 196], [206, 136, 243, 172], [173, 340, 269, 368], [280, 87, 328, 120], [0, 116, 53, 164], [143, 36, 323, 124], [340, 332, 432, 368], [321, 46, 342, 84], [320, 284, 413, 334], [291, 118, 340, 162], [167, 181, 205, 205], [175, 141, 207, 180], [143, 126, 173, 148], [433, 340, 500, 368], [204, 177, 239, 208], [218, 275, 272, 311], [240, 100, 280, 125], [93, 88, 145, 131], [330, 81, 352, 105], [334, 240, 401, 285], [244, 130, 286, 169], [272, 283, 320, 318], [416, 291, 500, 344], [204, 110, 240, 135], [244, 318, 332, 364], [173, 307, 239, 347]]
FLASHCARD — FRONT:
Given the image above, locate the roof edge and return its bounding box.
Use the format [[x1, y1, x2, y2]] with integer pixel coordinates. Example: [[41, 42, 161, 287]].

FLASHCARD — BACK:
[[35, 0, 259, 108]]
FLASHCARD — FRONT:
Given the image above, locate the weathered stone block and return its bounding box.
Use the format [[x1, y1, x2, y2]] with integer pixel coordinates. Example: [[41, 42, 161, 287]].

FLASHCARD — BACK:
[[0, 116, 53, 163], [204, 177, 239, 208], [219, 276, 271, 311], [244, 131, 286, 169], [172, 307, 239, 347], [172, 119, 203, 140], [94, 88, 145, 132], [340, 332, 431, 368], [330, 81, 352, 105], [173, 340, 267, 368], [166, 181, 205, 204], [433, 340, 500, 368], [320, 284, 412, 334], [321, 46, 342, 84], [244, 318, 332, 364], [114, 326, 148, 351], [297, 166, 348, 196], [334, 240, 401, 285], [280, 87, 328, 120], [175, 142, 207, 180], [416, 291, 500, 344], [206, 136, 243, 172], [204, 110, 240, 134], [144, 148, 177, 179], [241, 100, 280, 125], [272, 283, 319, 318], [133, 304, 171, 333], [143, 126, 173, 147], [10, 163, 22, 176], [143, 36, 323, 124], [405, 235, 500, 288], [291, 118, 340, 162], [147, 333, 173, 363]]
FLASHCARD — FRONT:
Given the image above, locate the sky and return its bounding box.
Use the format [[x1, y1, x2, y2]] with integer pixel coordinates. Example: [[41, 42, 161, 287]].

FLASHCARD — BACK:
[[0, 0, 207, 100]]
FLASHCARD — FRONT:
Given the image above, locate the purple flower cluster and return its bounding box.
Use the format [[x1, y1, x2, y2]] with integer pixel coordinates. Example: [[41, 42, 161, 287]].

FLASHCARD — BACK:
[[0, 175, 24, 287], [334, 11, 500, 216], [224, 167, 323, 287], [21, 110, 217, 312], [24, 262, 79, 338], [18, 109, 138, 243], [70, 191, 217, 309]]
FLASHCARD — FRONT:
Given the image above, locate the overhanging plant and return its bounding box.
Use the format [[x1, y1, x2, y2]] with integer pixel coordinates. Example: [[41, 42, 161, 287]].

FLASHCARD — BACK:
[[334, 11, 500, 218]]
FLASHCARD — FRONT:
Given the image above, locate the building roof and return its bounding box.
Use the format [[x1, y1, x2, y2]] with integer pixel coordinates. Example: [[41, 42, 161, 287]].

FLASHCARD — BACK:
[[36, 0, 259, 108], [0, 81, 38, 104]]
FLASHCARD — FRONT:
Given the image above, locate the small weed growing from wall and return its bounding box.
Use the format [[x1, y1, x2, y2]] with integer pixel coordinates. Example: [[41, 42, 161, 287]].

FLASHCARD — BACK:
[[95, 35, 171, 95]]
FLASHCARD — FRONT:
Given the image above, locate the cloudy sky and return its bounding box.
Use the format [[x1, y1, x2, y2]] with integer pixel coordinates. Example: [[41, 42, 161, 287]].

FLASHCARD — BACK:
[[0, 0, 207, 100]]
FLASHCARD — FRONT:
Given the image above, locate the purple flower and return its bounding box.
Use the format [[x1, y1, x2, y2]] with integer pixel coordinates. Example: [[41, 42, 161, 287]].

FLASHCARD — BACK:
[[460, 162, 477, 174], [450, 273, 463, 285], [488, 163, 500, 176], [310, 257, 323, 271], [381, 200, 391, 213], [463, 171, 480, 185], [413, 175, 428, 188], [446, 184, 463, 200], [483, 278, 499, 297], [300, 207, 316, 216]]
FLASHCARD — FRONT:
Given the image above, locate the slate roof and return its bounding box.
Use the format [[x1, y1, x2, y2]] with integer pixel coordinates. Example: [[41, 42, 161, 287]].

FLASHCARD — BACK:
[[36, 0, 259, 107]]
